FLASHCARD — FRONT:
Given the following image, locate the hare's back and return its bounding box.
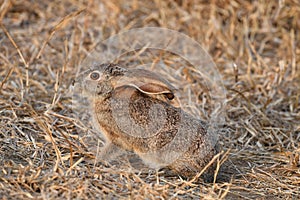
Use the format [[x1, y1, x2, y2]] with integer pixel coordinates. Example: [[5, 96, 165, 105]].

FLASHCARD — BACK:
[[111, 86, 209, 151]]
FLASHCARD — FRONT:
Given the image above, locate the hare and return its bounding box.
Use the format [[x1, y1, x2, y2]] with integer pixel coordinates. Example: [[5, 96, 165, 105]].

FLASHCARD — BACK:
[[76, 63, 219, 178]]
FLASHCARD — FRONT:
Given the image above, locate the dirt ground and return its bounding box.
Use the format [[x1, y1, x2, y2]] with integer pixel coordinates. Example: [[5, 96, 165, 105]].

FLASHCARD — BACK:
[[0, 0, 300, 199]]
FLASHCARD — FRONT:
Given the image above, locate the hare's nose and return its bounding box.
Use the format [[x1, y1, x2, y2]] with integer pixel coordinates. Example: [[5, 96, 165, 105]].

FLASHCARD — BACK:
[[71, 79, 76, 86], [73, 74, 85, 85]]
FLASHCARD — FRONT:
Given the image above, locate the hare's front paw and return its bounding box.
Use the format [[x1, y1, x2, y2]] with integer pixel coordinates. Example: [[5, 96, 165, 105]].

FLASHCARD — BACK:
[[95, 143, 124, 166]]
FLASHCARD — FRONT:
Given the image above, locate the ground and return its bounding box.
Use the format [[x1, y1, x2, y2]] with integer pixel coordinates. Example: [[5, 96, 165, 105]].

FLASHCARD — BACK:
[[0, 0, 300, 199]]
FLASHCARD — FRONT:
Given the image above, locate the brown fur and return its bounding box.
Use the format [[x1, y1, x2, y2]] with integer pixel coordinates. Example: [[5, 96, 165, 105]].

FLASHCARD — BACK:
[[77, 63, 219, 178]]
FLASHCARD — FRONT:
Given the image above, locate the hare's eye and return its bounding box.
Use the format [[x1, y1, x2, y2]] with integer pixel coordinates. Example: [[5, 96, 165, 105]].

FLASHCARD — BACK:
[[90, 72, 100, 80]]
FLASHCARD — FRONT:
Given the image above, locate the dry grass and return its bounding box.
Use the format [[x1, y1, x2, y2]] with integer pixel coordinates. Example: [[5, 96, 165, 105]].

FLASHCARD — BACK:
[[0, 0, 300, 199]]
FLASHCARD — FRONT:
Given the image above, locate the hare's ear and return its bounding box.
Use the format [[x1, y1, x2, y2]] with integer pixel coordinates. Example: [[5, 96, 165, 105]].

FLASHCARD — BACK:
[[133, 82, 175, 100], [115, 68, 176, 100], [104, 64, 127, 76]]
